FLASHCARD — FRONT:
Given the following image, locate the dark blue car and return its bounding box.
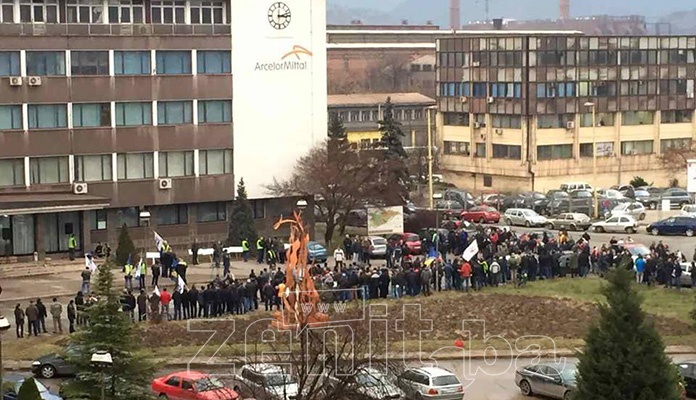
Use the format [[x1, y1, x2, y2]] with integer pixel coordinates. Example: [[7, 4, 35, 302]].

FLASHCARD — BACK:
[[647, 216, 696, 237]]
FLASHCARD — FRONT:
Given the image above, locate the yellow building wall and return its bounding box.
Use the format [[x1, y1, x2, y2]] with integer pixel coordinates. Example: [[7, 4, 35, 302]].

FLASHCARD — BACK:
[[347, 130, 381, 143]]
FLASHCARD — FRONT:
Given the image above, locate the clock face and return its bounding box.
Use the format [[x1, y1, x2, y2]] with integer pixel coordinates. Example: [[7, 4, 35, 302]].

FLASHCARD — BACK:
[[268, 2, 291, 30]]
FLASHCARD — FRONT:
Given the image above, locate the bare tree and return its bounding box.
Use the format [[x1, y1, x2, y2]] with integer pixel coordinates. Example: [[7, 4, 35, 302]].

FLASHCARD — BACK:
[[658, 143, 696, 171]]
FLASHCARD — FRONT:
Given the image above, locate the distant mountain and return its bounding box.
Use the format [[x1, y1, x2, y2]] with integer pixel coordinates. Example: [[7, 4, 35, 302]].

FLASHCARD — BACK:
[[328, 0, 696, 26]]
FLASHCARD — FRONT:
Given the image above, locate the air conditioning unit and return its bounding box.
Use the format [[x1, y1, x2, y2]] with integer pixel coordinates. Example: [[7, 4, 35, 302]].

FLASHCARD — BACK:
[[473, 121, 482, 129], [487, 97, 495, 104], [460, 96, 468, 103], [8, 76, 22, 86], [472, 61, 480, 67], [73, 182, 88, 195], [158, 178, 172, 190], [495, 128, 504, 135], [566, 121, 576, 130], [27, 76, 42, 86]]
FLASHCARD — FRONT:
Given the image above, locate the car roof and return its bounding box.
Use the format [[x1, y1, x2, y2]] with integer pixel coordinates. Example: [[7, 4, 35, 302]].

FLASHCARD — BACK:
[[243, 363, 286, 374], [412, 366, 455, 377], [167, 370, 209, 380]]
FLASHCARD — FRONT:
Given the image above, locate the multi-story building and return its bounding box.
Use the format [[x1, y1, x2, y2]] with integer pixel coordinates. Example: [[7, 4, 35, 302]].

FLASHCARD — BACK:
[[437, 34, 696, 193], [0, 0, 306, 260], [328, 92, 435, 149]]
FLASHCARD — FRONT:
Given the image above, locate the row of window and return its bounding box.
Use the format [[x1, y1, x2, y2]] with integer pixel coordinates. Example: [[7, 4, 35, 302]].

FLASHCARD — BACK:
[[0, 100, 231, 130], [441, 110, 693, 129], [0, 149, 232, 187], [440, 82, 523, 99], [442, 139, 692, 160], [0, 0, 226, 24], [330, 107, 426, 123], [0, 50, 230, 77]]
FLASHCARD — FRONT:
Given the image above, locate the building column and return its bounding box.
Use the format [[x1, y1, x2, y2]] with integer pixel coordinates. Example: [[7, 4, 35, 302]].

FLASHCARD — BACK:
[[654, 109, 661, 155], [82, 210, 92, 251], [35, 214, 46, 259]]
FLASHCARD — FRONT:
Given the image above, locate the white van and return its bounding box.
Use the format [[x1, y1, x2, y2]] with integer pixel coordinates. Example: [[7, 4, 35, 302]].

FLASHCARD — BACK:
[[560, 182, 593, 193]]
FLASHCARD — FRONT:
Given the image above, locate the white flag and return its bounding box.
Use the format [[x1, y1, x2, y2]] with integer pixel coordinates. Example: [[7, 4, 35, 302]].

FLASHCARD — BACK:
[[154, 231, 164, 252], [85, 255, 97, 272], [134, 258, 142, 278], [153, 285, 160, 297], [463, 240, 479, 262], [176, 275, 186, 294]]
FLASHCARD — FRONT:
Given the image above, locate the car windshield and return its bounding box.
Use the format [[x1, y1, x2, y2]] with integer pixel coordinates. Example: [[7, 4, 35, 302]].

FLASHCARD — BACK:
[[626, 245, 650, 257], [406, 234, 419, 242], [560, 367, 577, 382], [355, 373, 381, 387], [483, 207, 497, 212], [635, 190, 649, 197], [195, 377, 225, 392], [432, 375, 461, 386], [522, 210, 539, 217], [266, 374, 297, 386], [372, 238, 387, 245]]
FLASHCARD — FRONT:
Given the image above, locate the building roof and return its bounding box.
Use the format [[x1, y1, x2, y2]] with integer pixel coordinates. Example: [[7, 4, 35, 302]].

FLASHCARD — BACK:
[[410, 54, 436, 65], [328, 93, 436, 108]]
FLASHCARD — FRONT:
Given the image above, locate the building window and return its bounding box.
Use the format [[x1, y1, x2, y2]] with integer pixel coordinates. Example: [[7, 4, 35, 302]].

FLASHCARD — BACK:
[[537, 144, 573, 160], [0, 158, 25, 187], [73, 103, 110, 128], [443, 112, 469, 126], [537, 114, 573, 129], [661, 138, 692, 152], [662, 110, 693, 124], [157, 101, 192, 125], [535, 82, 575, 98], [197, 202, 226, 223], [156, 204, 188, 226], [91, 209, 107, 230], [483, 175, 493, 188], [621, 140, 653, 156], [66, 0, 104, 23], [492, 144, 521, 159], [199, 149, 232, 175], [577, 81, 616, 97], [156, 51, 191, 74], [115, 102, 151, 126], [71, 51, 109, 76], [151, 0, 185, 23], [158, 151, 194, 177], [475, 143, 486, 158], [75, 154, 112, 182], [114, 51, 150, 75], [252, 200, 266, 219], [491, 115, 522, 129], [198, 100, 231, 124], [190, 0, 224, 24], [490, 82, 523, 98], [443, 141, 470, 155], [1, 0, 14, 23], [622, 111, 654, 126], [30, 156, 69, 184], [28, 104, 67, 129], [117, 152, 154, 180], [0, 52, 20, 76], [0, 105, 22, 130], [620, 81, 658, 96], [20, 0, 58, 22], [116, 207, 142, 228], [580, 112, 614, 127], [26, 51, 65, 76], [197, 51, 231, 74], [107, 0, 144, 23]]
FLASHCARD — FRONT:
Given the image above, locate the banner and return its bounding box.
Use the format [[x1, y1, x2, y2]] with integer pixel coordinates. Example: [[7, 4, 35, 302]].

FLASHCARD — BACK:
[[463, 240, 479, 262], [367, 206, 404, 236]]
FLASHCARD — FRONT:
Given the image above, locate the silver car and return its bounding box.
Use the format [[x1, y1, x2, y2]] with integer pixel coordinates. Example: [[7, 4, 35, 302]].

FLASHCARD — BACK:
[[515, 362, 577, 400], [610, 202, 646, 221], [328, 367, 405, 400], [591, 215, 638, 234], [233, 363, 299, 400], [396, 366, 464, 400], [504, 208, 548, 227], [368, 236, 388, 258], [545, 213, 591, 231], [681, 204, 696, 218]]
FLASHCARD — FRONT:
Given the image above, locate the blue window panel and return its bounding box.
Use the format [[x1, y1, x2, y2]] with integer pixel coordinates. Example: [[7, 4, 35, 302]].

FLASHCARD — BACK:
[[198, 100, 231, 123], [473, 83, 487, 98], [28, 105, 67, 129], [155, 51, 191, 75], [0, 105, 22, 130], [114, 51, 151, 75], [26, 51, 66, 76], [115, 102, 152, 126], [197, 51, 231, 74], [537, 84, 546, 98], [0, 52, 20, 76], [157, 101, 192, 125], [462, 83, 471, 97]]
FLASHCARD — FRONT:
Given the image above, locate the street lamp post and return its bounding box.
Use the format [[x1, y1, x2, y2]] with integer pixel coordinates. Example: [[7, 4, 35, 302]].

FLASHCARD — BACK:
[[584, 102, 600, 219], [0, 316, 10, 392], [432, 193, 443, 291], [427, 106, 438, 210], [91, 351, 113, 400], [296, 199, 308, 213]]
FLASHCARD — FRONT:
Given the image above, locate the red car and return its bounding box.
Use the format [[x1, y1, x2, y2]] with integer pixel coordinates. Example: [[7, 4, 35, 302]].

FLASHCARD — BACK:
[[388, 232, 422, 255], [152, 371, 240, 400], [461, 206, 501, 224]]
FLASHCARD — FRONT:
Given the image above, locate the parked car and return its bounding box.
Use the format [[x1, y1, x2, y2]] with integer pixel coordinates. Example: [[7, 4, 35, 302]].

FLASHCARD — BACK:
[[152, 371, 240, 400], [460, 206, 501, 224], [644, 188, 693, 210], [597, 188, 626, 200], [476, 193, 507, 208], [647, 216, 696, 237], [636, 186, 664, 209], [681, 204, 696, 217], [396, 366, 464, 400], [367, 236, 388, 258], [388, 233, 422, 255], [442, 189, 476, 210], [307, 241, 328, 263], [345, 209, 367, 227], [503, 208, 548, 227], [591, 215, 638, 234], [31, 348, 78, 379], [610, 202, 647, 221], [634, 189, 651, 205], [3, 374, 63, 400], [545, 213, 591, 231], [326, 366, 405, 400], [677, 361, 696, 398], [515, 362, 576, 400], [435, 200, 464, 212], [560, 182, 592, 192], [232, 363, 298, 400], [502, 192, 547, 213]]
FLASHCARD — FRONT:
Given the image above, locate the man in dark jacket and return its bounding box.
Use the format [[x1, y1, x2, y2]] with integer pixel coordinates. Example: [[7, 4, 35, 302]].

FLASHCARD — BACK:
[[173, 290, 182, 320], [188, 286, 198, 319], [137, 290, 148, 321], [36, 298, 48, 333], [25, 301, 39, 336], [151, 262, 161, 288], [67, 300, 76, 333], [14, 303, 24, 338], [263, 282, 275, 311]]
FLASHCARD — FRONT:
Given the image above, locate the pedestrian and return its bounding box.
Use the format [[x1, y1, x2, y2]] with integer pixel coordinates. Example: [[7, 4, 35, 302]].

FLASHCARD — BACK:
[[74, 292, 85, 326], [14, 303, 24, 338], [635, 255, 646, 284], [151, 261, 161, 287], [256, 236, 265, 263], [25, 301, 39, 336], [263, 281, 275, 311], [173, 289, 182, 320], [223, 250, 231, 277], [160, 288, 172, 320], [138, 260, 147, 290], [191, 239, 199, 265], [137, 290, 148, 321], [460, 260, 472, 292], [241, 238, 250, 262], [68, 233, 77, 261], [333, 247, 345, 271], [80, 266, 92, 294], [67, 300, 76, 333], [50, 297, 63, 334], [36, 298, 48, 333], [124, 260, 134, 291]]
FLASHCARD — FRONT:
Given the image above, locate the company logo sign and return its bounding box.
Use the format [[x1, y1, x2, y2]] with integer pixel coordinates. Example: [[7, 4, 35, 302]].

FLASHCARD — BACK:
[[254, 45, 313, 72]]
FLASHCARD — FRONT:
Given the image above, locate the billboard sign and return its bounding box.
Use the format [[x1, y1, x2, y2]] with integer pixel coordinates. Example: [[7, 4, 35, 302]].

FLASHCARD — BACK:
[[688, 159, 696, 193], [367, 206, 404, 236]]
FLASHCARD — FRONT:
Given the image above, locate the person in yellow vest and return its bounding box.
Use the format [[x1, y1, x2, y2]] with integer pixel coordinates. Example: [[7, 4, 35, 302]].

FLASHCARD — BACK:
[[138, 260, 147, 290], [124, 261, 134, 291], [68, 234, 77, 261], [241, 239, 250, 262], [256, 237, 265, 264], [276, 281, 286, 309]]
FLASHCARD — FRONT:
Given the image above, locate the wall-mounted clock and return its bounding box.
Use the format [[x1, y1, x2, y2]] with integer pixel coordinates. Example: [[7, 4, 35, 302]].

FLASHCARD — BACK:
[[268, 2, 291, 30]]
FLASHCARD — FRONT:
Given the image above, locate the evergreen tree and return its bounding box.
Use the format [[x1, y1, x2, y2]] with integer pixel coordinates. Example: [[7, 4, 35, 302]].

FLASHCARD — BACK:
[[63, 263, 155, 400], [228, 178, 258, 246], [328, 112, 349, 155], [378, 97, 407, 159], [16, 378, 42, 400], [115, 223, 135, 266], [377, 96, 409, 202], [574, 268, 680, 400]]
